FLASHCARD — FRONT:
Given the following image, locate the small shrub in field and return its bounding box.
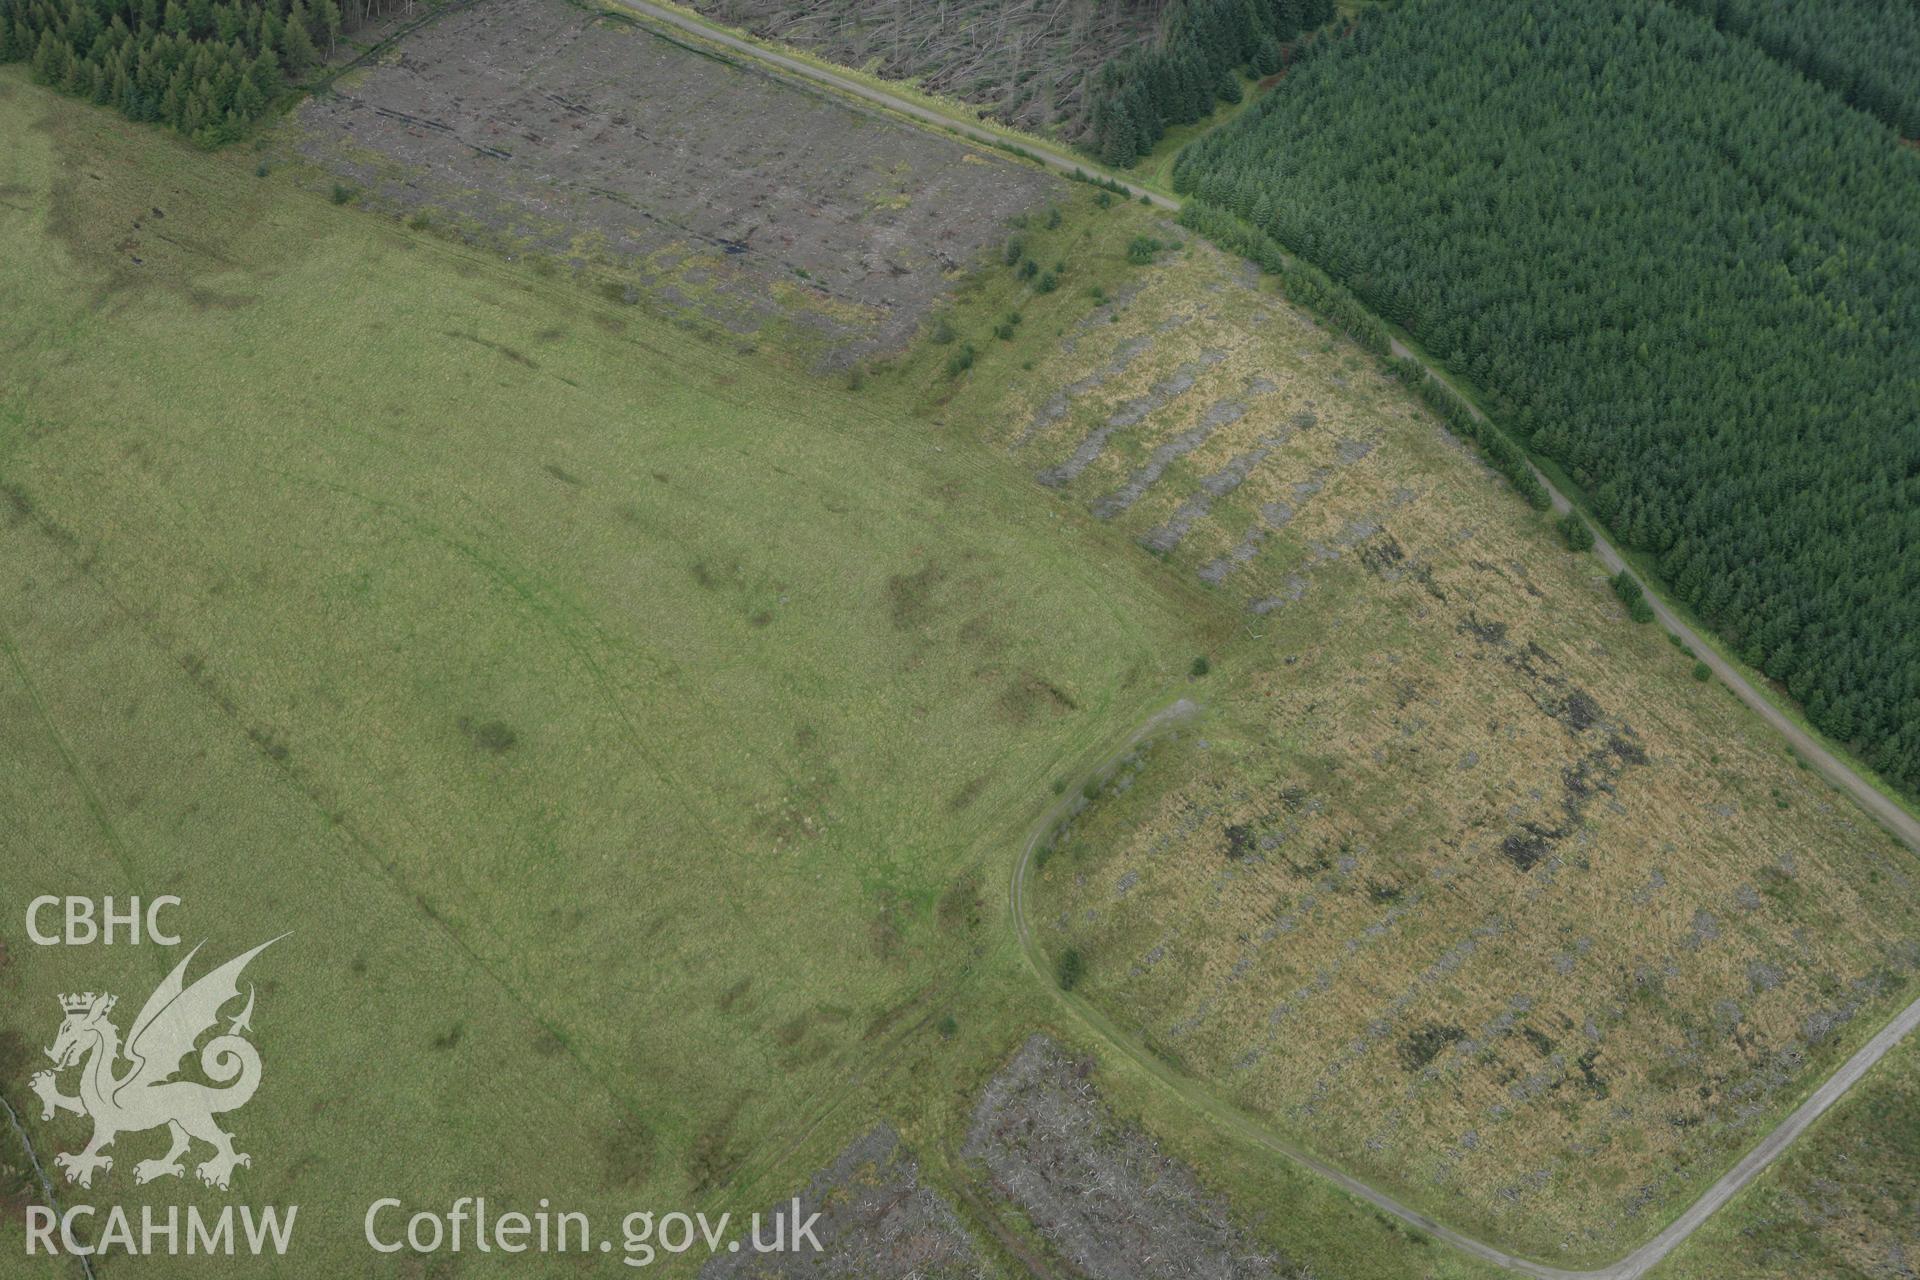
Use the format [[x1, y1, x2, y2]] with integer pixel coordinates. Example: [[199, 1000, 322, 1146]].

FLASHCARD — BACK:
[[1190, 655, 1211, 678], [1088, 284, 1106, 302], [846, 363, 866, 391], [945, 344, 976, 377], [1096, 191, 1113, 208], [1018, 259, 1039, 280], [1045, 206, 1063, 229], [1082, 778, 1101, 801], [1055, 948, 1085, 991], [1004, 236, 1026, 266], [931, 316, 956, 344], [1036, 272, 1058, 294], [1127, 236, 1164, 265], [1692, 660, 1712, 682], [936, 1014, 958, 1039], [1559, 512, 1595, 551], [994, 322, 1015, 341], [458, 716, 517, 754], [1051, 778, 1068, 795], [254, 160, 270, 178], [1628, 598, 1655, 624], [1612, 571, 1644, 608], [330, 183, 356, 205]]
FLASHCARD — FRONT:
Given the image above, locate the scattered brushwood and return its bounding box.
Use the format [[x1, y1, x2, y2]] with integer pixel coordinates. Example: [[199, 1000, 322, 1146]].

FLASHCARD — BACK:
[[1177, 200, 1388, 355], [701, 1126, 989, 1278], [688, 0, 1166, 144], [965, 1036, 1316, 1279]]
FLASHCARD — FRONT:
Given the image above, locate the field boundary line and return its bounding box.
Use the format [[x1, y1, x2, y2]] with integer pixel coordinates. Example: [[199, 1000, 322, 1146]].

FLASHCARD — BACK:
[[2, 504, 658, 1179], [57, 5, 1906, 1267], [1, 1093, 94, 1280], [0, 621, 142, 880]]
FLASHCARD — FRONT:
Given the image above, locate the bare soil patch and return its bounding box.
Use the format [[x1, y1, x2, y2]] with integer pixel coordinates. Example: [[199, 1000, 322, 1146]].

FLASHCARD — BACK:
[[964, 1034, 1313, 1279], [699, 1125, 988, 1279], [295, 0, 1057, 365]]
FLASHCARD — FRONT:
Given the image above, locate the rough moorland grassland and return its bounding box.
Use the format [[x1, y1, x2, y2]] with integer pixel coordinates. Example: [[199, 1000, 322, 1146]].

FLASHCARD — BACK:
[[1650, 1032, 1920, 1280], [0, 70, 1501, 1280], [1002, 234, 1920, 1261]]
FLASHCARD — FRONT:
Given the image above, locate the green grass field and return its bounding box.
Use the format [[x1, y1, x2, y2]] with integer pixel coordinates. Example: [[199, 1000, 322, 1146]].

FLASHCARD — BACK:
[[0, 71, 1514, 1279], [0, 67, 1188, 1273]]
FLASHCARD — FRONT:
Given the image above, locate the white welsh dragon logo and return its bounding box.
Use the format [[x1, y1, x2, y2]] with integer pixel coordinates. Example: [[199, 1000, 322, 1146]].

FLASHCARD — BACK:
[[29, 937, 283, 1191]]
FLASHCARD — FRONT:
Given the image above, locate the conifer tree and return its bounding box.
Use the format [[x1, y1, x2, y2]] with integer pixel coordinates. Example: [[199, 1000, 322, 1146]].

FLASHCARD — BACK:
[[280, 0, 316, 73]]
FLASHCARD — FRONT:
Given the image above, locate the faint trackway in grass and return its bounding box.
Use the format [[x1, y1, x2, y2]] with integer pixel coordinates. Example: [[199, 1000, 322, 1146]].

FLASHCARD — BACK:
[[576, 7, 1920, 1274], [0, 1094, 94, 1280], [0, 484, 658, 1193]]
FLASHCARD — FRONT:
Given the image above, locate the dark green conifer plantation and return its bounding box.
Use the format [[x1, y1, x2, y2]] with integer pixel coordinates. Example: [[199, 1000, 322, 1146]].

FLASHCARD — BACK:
[[1, 0, 390, 143], [1175, 0, 1920, 797], [1669, 0, 1920, 138], [1086, 0, 1336, 167]]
